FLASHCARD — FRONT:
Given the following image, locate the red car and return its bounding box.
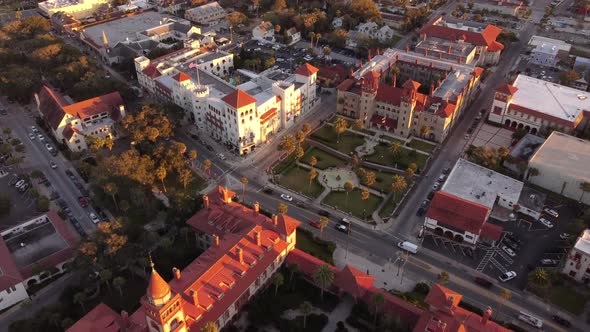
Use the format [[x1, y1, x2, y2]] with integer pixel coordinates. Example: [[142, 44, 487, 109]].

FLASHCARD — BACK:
[[78, 196, 88, 208], [309, 220, 321, 229]]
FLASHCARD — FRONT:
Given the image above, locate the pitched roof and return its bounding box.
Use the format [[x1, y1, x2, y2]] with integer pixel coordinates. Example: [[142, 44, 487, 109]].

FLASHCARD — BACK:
[[294, 63, 319, 76], [147, 265, 171, 302], [425, 284, 462, 308], [434, 101, 457, 118], [402, 79, 421, 90], [66, 303, 127, 332], [376, 84, 402, 105], [142, 65, 162, 79], [480, 222, 503, 241], [0, 237, 23, 291], [337, 78, 357, 92], [285, 248, 338, 277], [221, 89, 257, 109], [419, 17, 503, 48], [62, 124, 80, 141], [488, 40, 505, 52], [334, 265, 375, 298], [426, 192, 490, 234], [496, 83, 518, 96], [37, 85, 70, 130], [172, 72, 191, 82]]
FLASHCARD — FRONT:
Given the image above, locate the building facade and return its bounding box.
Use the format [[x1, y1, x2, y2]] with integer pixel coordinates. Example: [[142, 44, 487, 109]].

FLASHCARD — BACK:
[[184, 1, 226, 26], [35, 86, 126, 151], [336, 48, 483, 143], [563, 230, 590, 283]]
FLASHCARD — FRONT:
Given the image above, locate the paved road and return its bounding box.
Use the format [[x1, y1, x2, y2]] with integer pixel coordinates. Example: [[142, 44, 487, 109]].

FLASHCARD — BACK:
[[0, 98, 97, 233]]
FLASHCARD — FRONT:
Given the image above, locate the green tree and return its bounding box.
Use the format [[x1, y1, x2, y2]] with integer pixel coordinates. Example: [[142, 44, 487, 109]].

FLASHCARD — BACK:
[[309, 156, 318, 168], [318, 216, 329, 238], [528, 268, 550, 290], [313, 264, 334, 302], [203, 159, 212, 177], [372, 291, 385, 327], [391, 175, 407, 201], [103, 182, 119, 210], [201, 321, 218, 332], [119, 200, 130, 213], [277, 203, 288, 215], [295, 146, 305, 170], [239, 176, 248, 201], [287, 262, 300, 288], [559, 70, 581, 86], [156, 166, 167, 192], [437, 271, 449, 284], [226, 11, 247, 28], [301, 123, 312, 136], [188, 149, 197, 166], [353, 119, 364, 136], [113, 276, 126, 296], [73, 292, 87, 311], [279, 134, 296, 156], [334, 117, 349, 143], [309, 32, 316, 49], [388, 142, 402, 158], [420, 125, 430, 138], [527, 167, 539, 182], [497, 289, 512, 319], [273, 272, 284, 295], [179, 168, 193, 189], [295, 130, 306, 148], [300, 301, 313, 329], [364, 171, 376, 187], [272, 0, 287, 12], [309, 169, 318, 192], [344, 181, 354, 209], [36, 195, 49, 212]]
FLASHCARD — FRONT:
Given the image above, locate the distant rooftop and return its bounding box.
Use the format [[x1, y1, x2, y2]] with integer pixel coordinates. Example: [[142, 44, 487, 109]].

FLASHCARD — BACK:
[[529, 131, 590, 183], [415, 37, 476, 58], [528, 35, 571, 53], [39, 0, 84, 9], [508, 133, 545, 162], [574, 230, 590, 256], [442, 158, 524, 209]]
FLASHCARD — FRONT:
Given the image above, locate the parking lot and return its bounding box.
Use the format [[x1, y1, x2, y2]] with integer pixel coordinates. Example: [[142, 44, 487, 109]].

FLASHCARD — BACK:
[[0, 173, 40, 230]]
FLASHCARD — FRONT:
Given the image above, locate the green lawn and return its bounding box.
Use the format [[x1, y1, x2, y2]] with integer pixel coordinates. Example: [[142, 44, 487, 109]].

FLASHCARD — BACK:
[[322, 189, 383, 219], [380, 194, 401, 218], [407, 139, 436, 154], [301, 147, 347, 170], [277, 166, 324, 198], [310, 125, 366, 155], [296, 228, 336, 265], [547, 285, 588, 315], [365, 143, 429, 172]]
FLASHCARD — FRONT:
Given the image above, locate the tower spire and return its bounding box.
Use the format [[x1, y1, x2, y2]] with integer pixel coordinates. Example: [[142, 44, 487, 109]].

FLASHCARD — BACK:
[[102, 30, 109, 48]]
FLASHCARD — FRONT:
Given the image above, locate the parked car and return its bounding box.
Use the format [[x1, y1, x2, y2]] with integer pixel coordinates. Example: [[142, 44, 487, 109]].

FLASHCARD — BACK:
[[539, 217, 554, 228], [14, 179, 25, 188], [296, 202, 306, 208], [420, 200, 429, 208], [280, 194, 293, 201], [432, 183, 440, 191], [70, 218, 86, 237], [539, 259, 558, 266], [551, 315, 572, 328], [442, 167, 451, 174], [309, 220, 321, 229], [416, 207, 426, 217], [474, 276, 493, 288], [335, 224, 348, 233], [427, 191, 435, 199], [89, 212, 100, 224], [78, 196, 88, 208], [437, 175, 446, 183], [543, 208, 559, 218], [57, 199, 67, 209], [318, 210, 331, 217], [28, 133, 36, 140], [501, 245, 516, 257], [506, 233, 522, 245], [49, 161, 57, 169], [216, 153, 226, 160], [559, 233, 571, 240], [503, 238, 519, 251], [37, 134, 45, 141], [464, 134, 470, 140], [31, 126, 38, 133], [263, 188, 274, 194], [498, 271, 517, 282], [49, 192, 60, 200]]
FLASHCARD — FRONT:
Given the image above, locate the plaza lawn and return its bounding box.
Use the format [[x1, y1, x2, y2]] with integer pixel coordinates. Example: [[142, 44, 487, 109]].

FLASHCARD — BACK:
[[301, 147, 347, 170], [296, 228, 336, 265], [365, 143, 429, 171], [277, 166, 324, 198], [407, 139, 436, 154], [310, 125, 365, 155], [322, 189, 382, 220], [379, 195, 399, 218], [548, 285, 588, 315]]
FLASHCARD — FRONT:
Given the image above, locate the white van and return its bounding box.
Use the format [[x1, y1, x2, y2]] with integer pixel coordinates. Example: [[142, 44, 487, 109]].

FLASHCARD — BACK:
[[398, 241, 418, 254], [518, 311, 543, 329]]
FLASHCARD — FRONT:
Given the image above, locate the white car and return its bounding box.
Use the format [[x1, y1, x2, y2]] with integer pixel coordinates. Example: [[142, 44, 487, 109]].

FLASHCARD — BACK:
[[31, 126, 38, 132], [501, 245, 516, 257], [498, 271, 517, 282], [89, 213, 100, 224], [216, 153, 226, 160], [543, 208, 559, 218], [49, 161, 57, 169], [539, 218, 554, 228], [45, 143, 54, 151], [38, 134, 45, 141], [280, 194, 293, 202], [560, 233, 571, 240], [464, 134, 470, 140], [432, 183, 440, 191], [28, 133, 36, 140]]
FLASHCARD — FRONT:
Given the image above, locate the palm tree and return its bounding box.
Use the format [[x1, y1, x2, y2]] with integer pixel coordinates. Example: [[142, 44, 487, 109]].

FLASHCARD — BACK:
[[315, 33, 321, 48], [437, 271, 449, 284], [313, 264, 334, 301], [497, 289, 512, 319], [528, 268, 550, 290], [391, 175, 407, 201], [361, 188, 370, 220], [277, 202, 288, 215], [405, 167, 415, 179], [309, 156, 318, 168], [240, 177, 248, 201], [275, 24, 281, 33], [295, 146, 305, 171], [279, 134, 296, 156], [273, 272, 284, 295], [188, 149, 197, 166], [113, 276, 126, 296], [353, 119, 364, 136], [201, 321, 218, 332], [103, 182, 118, 210], [364, 171, 376, 187], [388, 142, 402, 158], [308, 169, 318, 192], [203, 159, 212, 177], [300, 301, 313, 328], [579, 181, 590, 202], [295, 130, 306, 148], [334, 117, 349, 143], [372, 292, 385, 328], [156, 166, 167, 192], [73, 292, 87, 311], [318, 216, 329, 238], [526, 167, 539, 182], [344, 181, 354, 209], [309, 32, 316, 49], [420, 125, 430, 138], [301, 123, 312, 136]]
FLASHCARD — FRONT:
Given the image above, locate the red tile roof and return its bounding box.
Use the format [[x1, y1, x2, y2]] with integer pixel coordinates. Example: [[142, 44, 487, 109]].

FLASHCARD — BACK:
[[376, 84, 402, 105], [370, 114, 397, 129], [426, 192, 490, 234], [435, 101, 457, 118], [508, 103, 581, 128], [496, 83, 518, 96], [318, 64, 348, 82], [337, 78, 357, 92], [172, 72, 191, 82], [147, 266, 171, 302], [403, 79, 421, 90], [260, 108, 277, 124], [419, 17, 503, 48], [425, 284, 462, 309], [62, 124, 82, 141], [472, 67, 485, 78], [487, 40, 505, 52], [367, 287, 423, 327], [67, 303, 127, 332], [363, 70, 380, 80], [141, 65, 161, 79], [222, 89, 257, 109], [0, 237, 23, 291], [285, 248, 339, 277], [294, 63, 319, 76], [480, 222, 503, 241], [335, 265, 375, 299]]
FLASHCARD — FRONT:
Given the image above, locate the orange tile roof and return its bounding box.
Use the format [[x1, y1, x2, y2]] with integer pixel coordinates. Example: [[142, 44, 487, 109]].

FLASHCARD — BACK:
[[294, 63, 319, 76], [487, 40, 504, 52], [496, 83, 518, 96], [147, 266, 171, 302], [141, 65, 161, 79], [67, 303, 126, 332], [335, 265, 375, 298], [420, 17, 503, 48], [172, 72, 191, 82], [426, 192, 490, 234], [221, 89, 257, 109], [402, 79, 421, 90]]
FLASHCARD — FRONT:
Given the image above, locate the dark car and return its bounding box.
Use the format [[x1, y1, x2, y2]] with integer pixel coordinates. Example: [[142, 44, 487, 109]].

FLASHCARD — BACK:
[[318, 210, 331, 217], [442, 167, 451, 174], [70, 218, 86, 237], [416, 207, 426, 217], [551, 315, 572, 327], [263, 188, 274, 194], [296, 201, 306, 208], [57, 199, 67, 209], [427, 191, 435, 200], [474, 277, 493, 289], [506, 233, 522, 245], [206, 144, 214, 151], [49, 191, 60, 200]]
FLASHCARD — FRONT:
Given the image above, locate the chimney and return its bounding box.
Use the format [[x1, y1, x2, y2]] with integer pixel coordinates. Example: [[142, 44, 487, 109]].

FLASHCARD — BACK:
[[423, 49, 427, 56], [446, 296, 456, 315], [415, 58, 419, 65], [349, 67, 354, 78], [368, 49, 372, 61], [359, 59, 363, 68], [203, 195, 209, 209], [236, 247, 244, 264], [213, 234, 220, 246], [253, 201, 260, 213], [255, 231, 261, 246], [272, 214, 278, 226], [190, 290, 199, 306], [173, 267, 181, 279], [439, 52, 442, 59], [376, 48, 380, 55], [120, 311, 129, 328], [458, 57, 462, 64], [481, 307, 492, 325]]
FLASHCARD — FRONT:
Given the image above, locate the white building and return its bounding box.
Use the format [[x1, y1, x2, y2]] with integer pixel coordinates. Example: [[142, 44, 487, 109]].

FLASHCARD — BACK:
[[35, 86, 126, 151], [488, 75, 590, 135], [528, 36, 571, 67], [38, 0, 109, 19], [134, 50, 319, 155], [0, 212, 78, 311], [376, 25, 395, 43], [356, 22, 379, 35], [527, 132, 590, 205], [332, 17, 343, 28], [563, 230, 590, 283], [184, 1, 227, 26], [252, 21, 274, 42]]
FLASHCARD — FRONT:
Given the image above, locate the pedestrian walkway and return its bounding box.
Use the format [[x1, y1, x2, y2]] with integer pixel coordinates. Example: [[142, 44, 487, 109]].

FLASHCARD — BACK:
[[321, 296, 355, 332]]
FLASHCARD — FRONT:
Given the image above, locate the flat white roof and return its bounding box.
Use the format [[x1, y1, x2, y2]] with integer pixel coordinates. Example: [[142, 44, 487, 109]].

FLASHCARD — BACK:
[[511, 74, 589, 123], [529, 131, 590, 183], [574, 230, 590, 256], [442, 159, 523, 209], [533, 43, 559, 56], [528, 35, 571, 52]]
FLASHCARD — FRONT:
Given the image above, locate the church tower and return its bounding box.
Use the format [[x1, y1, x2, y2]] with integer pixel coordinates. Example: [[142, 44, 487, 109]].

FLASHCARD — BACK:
[[360, 70, 379, 126], [398, 79, 421, 136], [142, 260, 188, 332]]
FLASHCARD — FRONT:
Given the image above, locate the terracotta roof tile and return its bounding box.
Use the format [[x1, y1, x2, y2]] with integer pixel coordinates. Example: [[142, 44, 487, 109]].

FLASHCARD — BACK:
[[426, 192, 490, 234], [376, 84, 402, 105], [496, 83, 518, 96], [147, 267, 171, 302], [402, 79, 421, 90], [62, 91, 124, 120], [337, 78, 357, 92], [480, 222, 503, 241], [0, 238, 23, 291], [294, 63, 319, 76], [419, 17, 503, 48], [142, 65, 161, 79], [335, 265, 375, 298], [221, 89, 257, 109], [66, 303, 126, 332], [172, 72, 191, 82], [488, 40, 504, 52]]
